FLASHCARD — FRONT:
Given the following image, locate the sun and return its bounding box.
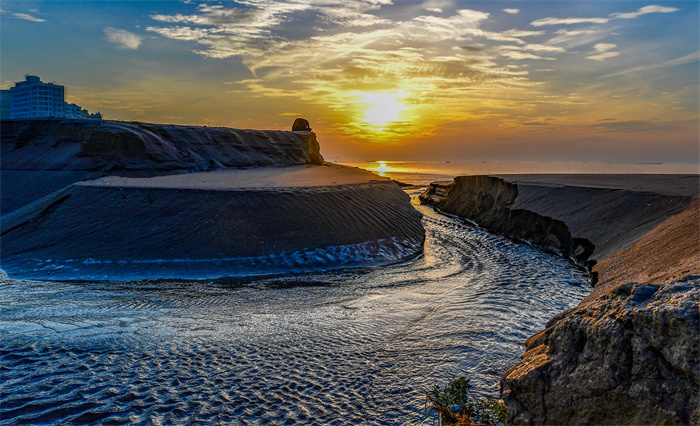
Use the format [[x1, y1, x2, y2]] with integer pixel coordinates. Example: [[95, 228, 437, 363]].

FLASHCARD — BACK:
[[359, 91, 407, 127]]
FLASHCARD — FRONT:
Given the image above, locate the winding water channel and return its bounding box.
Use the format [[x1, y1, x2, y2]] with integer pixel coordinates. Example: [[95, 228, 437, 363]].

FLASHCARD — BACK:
[[0, 194, 590, 424]]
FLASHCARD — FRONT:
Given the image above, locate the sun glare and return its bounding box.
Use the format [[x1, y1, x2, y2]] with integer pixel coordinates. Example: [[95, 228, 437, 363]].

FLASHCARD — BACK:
[[375, 160, 389, 176], [359, 92, 407, 127]]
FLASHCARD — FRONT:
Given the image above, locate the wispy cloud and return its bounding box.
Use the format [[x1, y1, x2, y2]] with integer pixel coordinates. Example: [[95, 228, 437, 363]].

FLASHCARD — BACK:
[[503, 9, 520, 15], [532, 17, 609, 27], [604, 51, 700, 77], [12, 12, 45, 22], [104, 27, 143, 50], [587, 51, 620, 61], [532, 4, 680, 27], [610, 5, 679, 20], [587, 43, 619, 61], [142, 1, 695, 144]]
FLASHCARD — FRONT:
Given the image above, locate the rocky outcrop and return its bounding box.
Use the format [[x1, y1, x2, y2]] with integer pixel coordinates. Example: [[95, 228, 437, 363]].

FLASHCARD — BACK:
[[420, 175, 700, 425], [1, 118, 324, 214], [1, 118, 324, 171], [507, 183, 692, 260], [419, 176, 594, 268], [500, 277, 699, 425]]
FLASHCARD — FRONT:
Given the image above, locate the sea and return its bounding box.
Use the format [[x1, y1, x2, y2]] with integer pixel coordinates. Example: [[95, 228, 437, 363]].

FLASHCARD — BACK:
[[3, 161, 692, 425], [340, 160, 700, 186]]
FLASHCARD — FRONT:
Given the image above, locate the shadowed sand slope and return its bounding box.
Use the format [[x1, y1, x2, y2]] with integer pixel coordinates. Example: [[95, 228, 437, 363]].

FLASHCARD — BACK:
[[508, 183, 692, 260], [1, 165, 425, 281]]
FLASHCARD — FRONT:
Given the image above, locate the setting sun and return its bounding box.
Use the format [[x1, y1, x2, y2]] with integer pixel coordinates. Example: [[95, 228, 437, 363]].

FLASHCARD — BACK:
[[359, 91, 407, 127]]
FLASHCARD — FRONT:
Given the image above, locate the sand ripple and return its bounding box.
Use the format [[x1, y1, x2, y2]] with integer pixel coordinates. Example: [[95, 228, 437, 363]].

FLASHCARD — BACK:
[[0, 195, 590, 424]]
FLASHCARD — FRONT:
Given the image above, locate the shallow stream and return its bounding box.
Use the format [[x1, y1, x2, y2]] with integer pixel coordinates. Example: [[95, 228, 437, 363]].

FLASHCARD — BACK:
[[0, 193, 590, 424]]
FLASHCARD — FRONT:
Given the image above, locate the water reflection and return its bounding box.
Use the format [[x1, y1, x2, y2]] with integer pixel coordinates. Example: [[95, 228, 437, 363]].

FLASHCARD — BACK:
[[0, 196, 590, 424]]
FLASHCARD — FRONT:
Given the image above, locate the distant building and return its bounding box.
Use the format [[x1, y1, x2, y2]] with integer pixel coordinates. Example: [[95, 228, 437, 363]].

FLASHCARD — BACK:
[[64, 102, 88, 118], [0, 90, 9, 119], [6, 75, 101, 120], [9, 75, 65, 118]]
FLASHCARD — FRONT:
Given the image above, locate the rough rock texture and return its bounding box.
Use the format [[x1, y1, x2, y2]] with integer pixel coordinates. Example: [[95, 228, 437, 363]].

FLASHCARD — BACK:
[[419, 176, 593, 266], [500, 277, 699, 425], [1, 118, 324, 214], [1, 118, 324, 171], [420, 174, 700, 425]]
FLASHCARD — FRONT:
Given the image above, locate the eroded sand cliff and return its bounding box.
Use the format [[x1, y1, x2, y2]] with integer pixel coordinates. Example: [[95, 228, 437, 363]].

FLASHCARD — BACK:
[[420, 174, 699, 425], [0, 120, 425, 280]]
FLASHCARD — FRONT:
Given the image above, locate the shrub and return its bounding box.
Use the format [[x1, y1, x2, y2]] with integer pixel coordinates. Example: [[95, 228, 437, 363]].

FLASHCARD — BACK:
[[424, 375, 506, 425]]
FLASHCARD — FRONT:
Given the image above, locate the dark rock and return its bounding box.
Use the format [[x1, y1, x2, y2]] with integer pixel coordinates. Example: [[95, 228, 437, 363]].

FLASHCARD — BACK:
[[419, 176, 594, 267], [1, 118, 325, 214], [500, 277, 700, 425], [292, 118, 312, 131], [1, 118, 324, 172]]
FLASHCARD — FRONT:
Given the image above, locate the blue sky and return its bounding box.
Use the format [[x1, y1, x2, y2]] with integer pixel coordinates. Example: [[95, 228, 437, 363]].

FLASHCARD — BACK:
[[1, 0, 698, 162]]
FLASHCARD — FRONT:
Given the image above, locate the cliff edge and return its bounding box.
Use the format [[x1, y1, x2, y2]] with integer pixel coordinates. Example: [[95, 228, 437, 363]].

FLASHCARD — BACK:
[[420, 174, 699, 425], [1, 118, 324, 214], [1, 118, 323, 171], [419, 176, 594, 269]]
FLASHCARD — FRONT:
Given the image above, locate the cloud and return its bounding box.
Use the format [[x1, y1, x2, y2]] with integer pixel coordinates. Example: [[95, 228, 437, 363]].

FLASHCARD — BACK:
[[590, 119, 682, 133], [104, 27, 143, 49], [12, 12, 45, 22], [547, 28, 614, 50], [587, 51, 620, 61], [610, 5, 679, 20], [423, 0, 452, 14], [503, 9, 520, 15], [603, 51, 700, 77], [531, 17, 609, 27], [501, 51, 548, 61], [523, 43, 565, 53], [532, 4, 680, 27], [586, 43, 619, 61], [144, 1, 583, 140], [593, 43, 617, 52]]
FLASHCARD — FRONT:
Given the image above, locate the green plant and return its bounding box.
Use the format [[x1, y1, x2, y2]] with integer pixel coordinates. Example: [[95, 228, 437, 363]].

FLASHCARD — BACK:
[[424, 375, 506, 426]]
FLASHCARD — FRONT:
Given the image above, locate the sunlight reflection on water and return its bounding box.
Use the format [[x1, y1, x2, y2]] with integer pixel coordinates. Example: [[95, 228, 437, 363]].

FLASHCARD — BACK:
[[344, 161, 699, 186]]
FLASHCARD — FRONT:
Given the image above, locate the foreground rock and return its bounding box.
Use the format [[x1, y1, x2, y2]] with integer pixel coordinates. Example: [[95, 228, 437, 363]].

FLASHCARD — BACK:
[[501, 277, 699, 424], [420, 174, 699, 425], [1, 118, 323, 214], [419, 176, 594, 268]]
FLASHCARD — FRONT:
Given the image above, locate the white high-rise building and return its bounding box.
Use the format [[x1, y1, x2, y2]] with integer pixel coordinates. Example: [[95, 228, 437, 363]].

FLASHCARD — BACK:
[[9, 75, 66, 118]]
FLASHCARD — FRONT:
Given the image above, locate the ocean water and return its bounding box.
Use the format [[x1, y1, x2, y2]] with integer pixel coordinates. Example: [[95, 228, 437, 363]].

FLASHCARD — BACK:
[[341, 161, 700, 186], [0, 192, 591, 425]]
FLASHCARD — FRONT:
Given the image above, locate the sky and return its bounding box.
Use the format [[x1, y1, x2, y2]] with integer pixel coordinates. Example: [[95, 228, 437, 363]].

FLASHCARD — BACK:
[[1, 0, 698, 162]]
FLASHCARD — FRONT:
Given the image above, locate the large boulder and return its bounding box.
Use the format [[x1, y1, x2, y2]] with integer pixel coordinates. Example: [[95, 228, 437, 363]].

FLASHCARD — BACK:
[[500, 277, 699, 425]]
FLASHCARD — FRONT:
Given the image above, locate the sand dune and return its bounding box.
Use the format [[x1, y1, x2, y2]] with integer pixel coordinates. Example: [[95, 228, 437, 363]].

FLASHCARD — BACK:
[[1, 165, 425, 281]]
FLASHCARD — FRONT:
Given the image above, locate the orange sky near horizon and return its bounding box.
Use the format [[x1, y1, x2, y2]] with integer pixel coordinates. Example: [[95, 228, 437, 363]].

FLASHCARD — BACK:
[[2, 1, 698, 163]]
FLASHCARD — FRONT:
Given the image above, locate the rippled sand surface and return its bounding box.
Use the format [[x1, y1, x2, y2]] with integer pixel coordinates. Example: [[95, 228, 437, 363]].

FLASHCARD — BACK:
[[0, 193, 590, 424]]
